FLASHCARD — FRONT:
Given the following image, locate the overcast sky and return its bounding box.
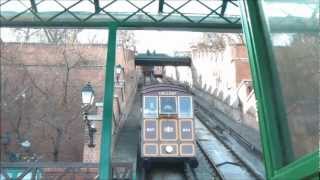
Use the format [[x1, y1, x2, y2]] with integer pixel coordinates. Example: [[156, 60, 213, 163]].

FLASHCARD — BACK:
[[134, 30, 201, 54], [0, 28, 202, 55]]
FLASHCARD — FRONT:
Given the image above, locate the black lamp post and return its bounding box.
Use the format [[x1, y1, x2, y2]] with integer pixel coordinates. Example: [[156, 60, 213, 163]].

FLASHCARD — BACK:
[[115, 64, 123, 83], [81, 82, 97, 148]]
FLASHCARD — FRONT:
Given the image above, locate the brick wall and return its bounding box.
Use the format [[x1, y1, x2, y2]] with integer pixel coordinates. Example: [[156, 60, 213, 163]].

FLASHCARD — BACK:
[[234, 60, 252, 86], [82, 46, 138, 163], [0, 42, 136, 162]]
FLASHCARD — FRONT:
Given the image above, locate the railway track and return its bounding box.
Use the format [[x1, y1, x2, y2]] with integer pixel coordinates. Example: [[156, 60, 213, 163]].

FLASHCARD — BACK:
[[184, 141, 225, 180], [141, 139, 225, 180], [142, 124, 228, 180], [195, 112, 263, 180], [144, 162, 186, 180], [194, 100, 262, 158], [141, 128, 227, 180], [144, 158, 220, 180], [195, 117, 258, 179]]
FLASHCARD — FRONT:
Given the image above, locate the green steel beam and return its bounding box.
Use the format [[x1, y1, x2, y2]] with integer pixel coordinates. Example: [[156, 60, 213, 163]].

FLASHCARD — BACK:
[[239, 2, 275, 178], [158, 0, 164, 13], [1, 11, 317, 33], [30, 0, 38, 13], [220, 0, 228, 16], [1, 0, 317, 32], [0, 0, 318, 32], [0, 12, 242, 31], [241, 1, 319, 179], [271, 151, 319, 180], [93, 0, 100, 13], [99, 25, 117, 180], [240, 0, 302, 178], [0, 0, 241, 30], [254, 0, 295, 166]]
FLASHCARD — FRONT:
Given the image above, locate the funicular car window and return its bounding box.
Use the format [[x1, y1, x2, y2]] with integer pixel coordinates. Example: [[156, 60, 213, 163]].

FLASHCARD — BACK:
[[160, 96, 177, 114], [144, 96, 158, 117], [179, 96, 192, 117]]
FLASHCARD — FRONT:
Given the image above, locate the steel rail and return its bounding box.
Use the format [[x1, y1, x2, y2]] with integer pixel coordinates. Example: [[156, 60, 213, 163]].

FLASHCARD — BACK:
[[196, 140, 226, 180], [195, 112, 263, 179], [183, 162, 199, 180], [194, 100, 262, 157], [144, 163, 186, 180]]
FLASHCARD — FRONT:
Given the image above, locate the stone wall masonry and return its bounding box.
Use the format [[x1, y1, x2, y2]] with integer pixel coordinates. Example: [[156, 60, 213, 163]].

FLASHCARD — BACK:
[[191, 86, 262, 152]]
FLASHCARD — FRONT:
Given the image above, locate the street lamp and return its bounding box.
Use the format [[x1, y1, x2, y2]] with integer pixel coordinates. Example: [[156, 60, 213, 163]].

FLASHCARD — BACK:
[[20, 140, 31, 150], [115, 64, 123, 83], [81, 82, 95, 106], [115, 64, 122, 75], [81, 82, 97, 148], [20, 139, 32, 161]]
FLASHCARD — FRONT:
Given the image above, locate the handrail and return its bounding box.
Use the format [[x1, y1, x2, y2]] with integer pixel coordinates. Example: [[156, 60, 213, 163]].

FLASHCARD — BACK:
[[0, 162, 99, 168], [0, 162, 99, 180]]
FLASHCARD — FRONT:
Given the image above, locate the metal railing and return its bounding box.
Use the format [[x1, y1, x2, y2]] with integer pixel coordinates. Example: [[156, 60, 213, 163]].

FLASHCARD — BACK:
[[0, 162, 99, 180]]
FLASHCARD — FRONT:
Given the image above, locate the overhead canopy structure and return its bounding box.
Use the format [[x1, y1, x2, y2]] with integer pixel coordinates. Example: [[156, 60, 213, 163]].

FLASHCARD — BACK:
[[0, 0, 317, 33], [0, 0, 242, 32], [135, 53, 191, 66], [0, 0, 318, 32]]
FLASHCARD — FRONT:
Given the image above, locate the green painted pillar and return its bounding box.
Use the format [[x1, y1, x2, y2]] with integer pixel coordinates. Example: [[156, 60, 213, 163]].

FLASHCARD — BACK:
[[158, 0, 164, 13], [239, 0, 294, 178], [99, 25, 117, 180]]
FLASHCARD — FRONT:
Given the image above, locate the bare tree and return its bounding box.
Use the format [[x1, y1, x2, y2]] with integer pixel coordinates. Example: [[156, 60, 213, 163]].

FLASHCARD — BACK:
[[1, 29, 94, 162], [118, 30, 136, 50], [118, 30, 136, 65], [200, 33, 244, 51], [2, 28, 136, 162], [201, 33, 227, 51], [14, 28, 82, 44]]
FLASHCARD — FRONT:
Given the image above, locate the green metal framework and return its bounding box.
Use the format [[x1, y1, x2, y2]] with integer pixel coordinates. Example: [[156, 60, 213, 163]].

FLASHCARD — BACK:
[[0, 0, 241, 31], [99, 25, 117, 179], [0, 0, 317, 32], [0, 0, 319, 180], [239, 0, 319, 179]]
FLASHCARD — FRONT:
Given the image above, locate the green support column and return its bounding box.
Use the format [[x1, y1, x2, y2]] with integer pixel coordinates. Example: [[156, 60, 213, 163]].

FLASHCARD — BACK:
[[30, 0, 38, 13], [99, 25, 117, 180], [239, 0, 294, 178], [240, 1, 319, 179], [158, 0, 164, 13]]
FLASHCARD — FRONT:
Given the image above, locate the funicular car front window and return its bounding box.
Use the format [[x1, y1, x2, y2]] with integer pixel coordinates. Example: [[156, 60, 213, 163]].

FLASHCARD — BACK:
[[144, 96, 158, 117], [160, 96, 177, 114], [179, 96, 192, 117]]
